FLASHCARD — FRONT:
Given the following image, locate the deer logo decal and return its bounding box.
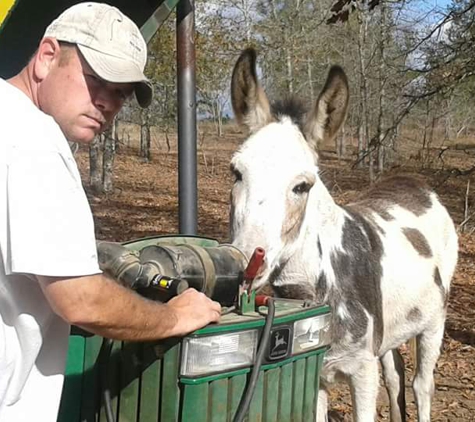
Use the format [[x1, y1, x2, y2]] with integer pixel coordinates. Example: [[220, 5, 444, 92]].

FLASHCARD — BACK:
[[269, 328, 291, 360]]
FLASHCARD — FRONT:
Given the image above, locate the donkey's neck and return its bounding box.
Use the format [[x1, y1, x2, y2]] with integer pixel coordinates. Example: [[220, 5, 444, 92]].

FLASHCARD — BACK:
[[306, 177, 347, 295], [309, 177, 346, 242], [271, 176, 346, 302]]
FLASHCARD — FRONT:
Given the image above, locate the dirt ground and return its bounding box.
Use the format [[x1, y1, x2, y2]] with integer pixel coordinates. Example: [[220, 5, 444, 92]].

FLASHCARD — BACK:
[[75, 123, 475, 421]]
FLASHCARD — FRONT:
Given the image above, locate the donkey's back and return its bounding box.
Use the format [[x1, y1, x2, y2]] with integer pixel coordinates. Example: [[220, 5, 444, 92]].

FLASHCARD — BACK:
[[322, 174, 457, 422], [346, 174, 456, 355]]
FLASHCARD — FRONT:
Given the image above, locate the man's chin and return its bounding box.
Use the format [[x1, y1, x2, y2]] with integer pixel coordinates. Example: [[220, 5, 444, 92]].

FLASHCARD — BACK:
[[66, 129, 98, 144]]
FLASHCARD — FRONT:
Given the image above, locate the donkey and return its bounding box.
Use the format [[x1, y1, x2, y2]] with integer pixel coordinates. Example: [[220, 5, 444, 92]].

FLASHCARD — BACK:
[[229, 48, 458, 422]]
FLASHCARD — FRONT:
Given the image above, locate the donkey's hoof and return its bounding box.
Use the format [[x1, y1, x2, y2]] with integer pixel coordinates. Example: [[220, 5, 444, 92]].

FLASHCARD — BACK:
[[327, 410, 345, 422]]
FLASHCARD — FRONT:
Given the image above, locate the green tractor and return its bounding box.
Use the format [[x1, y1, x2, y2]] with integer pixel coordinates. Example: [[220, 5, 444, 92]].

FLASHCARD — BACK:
[[61, 236, 331, 422]]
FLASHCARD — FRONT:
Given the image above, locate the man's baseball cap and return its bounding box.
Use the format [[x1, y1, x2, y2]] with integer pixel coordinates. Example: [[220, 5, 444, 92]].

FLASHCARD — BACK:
[[44, 2, 153, 108]]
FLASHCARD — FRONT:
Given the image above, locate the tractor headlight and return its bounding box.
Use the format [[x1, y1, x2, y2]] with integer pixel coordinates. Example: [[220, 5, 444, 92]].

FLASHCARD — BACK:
[[292, 313, 331, 354], [180, 329, 258, 377]]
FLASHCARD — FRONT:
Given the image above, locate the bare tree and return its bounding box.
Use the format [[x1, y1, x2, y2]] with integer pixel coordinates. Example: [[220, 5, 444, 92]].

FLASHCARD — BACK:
[[140, 108, 152, 162], [89, 135, 102, 194], [102, 118, 118, 193]]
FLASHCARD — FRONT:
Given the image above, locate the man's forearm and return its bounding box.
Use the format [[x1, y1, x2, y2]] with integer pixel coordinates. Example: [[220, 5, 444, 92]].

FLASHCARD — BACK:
[[76, 277, 180, 340], [39, 273, 179, 340], [38, 272, 221, 341]]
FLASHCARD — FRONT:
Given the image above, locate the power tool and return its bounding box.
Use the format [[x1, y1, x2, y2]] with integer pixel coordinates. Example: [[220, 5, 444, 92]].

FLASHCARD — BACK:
[[96, 237, 251, 307]]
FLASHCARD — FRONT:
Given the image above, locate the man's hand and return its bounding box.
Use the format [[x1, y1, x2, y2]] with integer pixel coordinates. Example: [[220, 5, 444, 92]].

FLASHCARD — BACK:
[[166, 288, 222, 337]]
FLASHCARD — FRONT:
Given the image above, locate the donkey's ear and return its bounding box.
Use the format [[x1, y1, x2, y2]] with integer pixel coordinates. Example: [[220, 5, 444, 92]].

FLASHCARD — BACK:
[[305, 66, 349, 149], [231, 48, 272, 133]]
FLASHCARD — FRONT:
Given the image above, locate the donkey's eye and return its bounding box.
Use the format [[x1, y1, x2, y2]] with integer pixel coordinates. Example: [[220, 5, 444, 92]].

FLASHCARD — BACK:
[[231, 166, 242, 182], [293, 181, 312, 195]]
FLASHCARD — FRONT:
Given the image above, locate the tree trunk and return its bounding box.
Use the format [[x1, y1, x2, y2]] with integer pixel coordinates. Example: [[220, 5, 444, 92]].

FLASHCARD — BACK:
[[102, 122, 116, 194], [113, 117, 120, 152], [286, 47, 294, 94], [422, 101, 430, 168], [357, 3, 370, 172], [377, 4, 387, 174], [89, 135, 102, 194], [140, 109, 151, 162], [165, 127, 171, 152], [378, 132, 385, 173], [211, 101, 219, 136], [307, 58, 314, 102], [337, 124, 347, 161], [357, 122, 364, 168], [369, 149, 375, 183], [217, 101, 223, 137], [387, 122, 398, 164]]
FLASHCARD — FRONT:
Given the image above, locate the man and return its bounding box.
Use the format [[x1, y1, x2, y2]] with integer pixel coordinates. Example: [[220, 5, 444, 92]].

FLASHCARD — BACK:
[[0, 3, 221, 421]]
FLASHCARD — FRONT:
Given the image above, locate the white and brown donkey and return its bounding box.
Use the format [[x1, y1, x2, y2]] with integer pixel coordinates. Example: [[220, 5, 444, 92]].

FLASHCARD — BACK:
[[229, 48, 458, 422]]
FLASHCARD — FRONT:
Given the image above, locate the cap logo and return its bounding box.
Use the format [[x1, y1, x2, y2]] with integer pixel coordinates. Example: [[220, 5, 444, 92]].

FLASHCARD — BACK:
[[130, 34, 142, 53], [110, 15, 123, 41]]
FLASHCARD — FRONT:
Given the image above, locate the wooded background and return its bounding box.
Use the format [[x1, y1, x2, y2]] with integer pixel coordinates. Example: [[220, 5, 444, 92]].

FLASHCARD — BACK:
[[87, 0, 475, 192]]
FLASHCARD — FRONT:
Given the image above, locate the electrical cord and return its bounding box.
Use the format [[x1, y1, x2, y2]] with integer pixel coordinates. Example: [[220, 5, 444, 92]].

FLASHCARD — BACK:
[[97, 305, 237, 422], [97, 298, 232, 422], [97, 337, 115, 422], [233, 298, 275, 422], [97, 299, 274, 422]]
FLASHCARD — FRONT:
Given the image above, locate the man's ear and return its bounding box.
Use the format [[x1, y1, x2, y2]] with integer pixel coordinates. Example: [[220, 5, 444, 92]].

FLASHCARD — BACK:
[[33, 37, 61, 81]]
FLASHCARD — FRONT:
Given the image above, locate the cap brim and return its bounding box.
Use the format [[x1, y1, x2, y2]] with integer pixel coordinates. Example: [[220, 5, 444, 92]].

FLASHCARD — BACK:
[[78, 44, 153, 108]]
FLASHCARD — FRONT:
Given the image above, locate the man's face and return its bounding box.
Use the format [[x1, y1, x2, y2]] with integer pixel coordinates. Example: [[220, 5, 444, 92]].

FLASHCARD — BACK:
[[37, 43, 134, 143]]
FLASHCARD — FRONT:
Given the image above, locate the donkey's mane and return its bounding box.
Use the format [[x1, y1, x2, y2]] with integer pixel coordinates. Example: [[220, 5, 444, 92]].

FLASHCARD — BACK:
[[270, 97, 308, 133]]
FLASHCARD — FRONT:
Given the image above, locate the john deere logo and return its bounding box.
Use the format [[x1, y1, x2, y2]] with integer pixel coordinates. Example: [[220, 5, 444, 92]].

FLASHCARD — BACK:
[[268, 327, 291, 360]]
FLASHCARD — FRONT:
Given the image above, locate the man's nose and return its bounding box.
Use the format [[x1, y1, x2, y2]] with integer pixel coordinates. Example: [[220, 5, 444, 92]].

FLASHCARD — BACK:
[[94, 84, 120, 113]]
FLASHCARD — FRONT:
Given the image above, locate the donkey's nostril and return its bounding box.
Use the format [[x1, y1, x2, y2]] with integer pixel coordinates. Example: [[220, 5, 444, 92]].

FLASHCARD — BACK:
[[256, 262, 267, 278]]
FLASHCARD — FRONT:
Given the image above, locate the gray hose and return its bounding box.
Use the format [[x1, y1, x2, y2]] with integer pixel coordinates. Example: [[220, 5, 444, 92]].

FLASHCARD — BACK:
[[233, 298, 275, 422], [96, 241, 160, 289]]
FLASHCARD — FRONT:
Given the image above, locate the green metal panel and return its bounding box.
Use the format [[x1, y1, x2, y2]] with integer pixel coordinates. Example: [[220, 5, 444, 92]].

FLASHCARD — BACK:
[[160, 344, 181, 421], [291, 359, 306, 422], [57, 335, 85, 422], [263, 369, 279, 422], [193, 304, 331, 336], [139, 344, 162, 421], [247, 373, 264, 422], [210, 379, 231, 422], [277, 363, 292, 421], [303, 355, 317, 421], [227, 375, 247, 421], [140, 0, 180, 43], [118, 343, 141, 422], [59, 337, 327, 422], [81, 336, 102, 422], [99, 341, 121, 422], [182, 383, 209, 422], [58, 272, 330, 422]]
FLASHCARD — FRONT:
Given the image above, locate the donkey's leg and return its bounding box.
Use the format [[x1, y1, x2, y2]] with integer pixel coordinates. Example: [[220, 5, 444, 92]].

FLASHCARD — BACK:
[[316, 387, 329, 422], [349, 357, 379, 422], [413, 324, 444, 422], [380, 349, 406, 422]]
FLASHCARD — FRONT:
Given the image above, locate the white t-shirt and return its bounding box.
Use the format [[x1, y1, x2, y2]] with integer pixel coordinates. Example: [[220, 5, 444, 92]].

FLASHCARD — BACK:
[[0, 79, 101, 421]]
